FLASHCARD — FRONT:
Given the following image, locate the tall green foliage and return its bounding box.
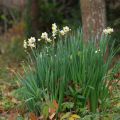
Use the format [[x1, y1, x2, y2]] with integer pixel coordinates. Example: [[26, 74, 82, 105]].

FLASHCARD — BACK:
[[19, 30, 119, 116]]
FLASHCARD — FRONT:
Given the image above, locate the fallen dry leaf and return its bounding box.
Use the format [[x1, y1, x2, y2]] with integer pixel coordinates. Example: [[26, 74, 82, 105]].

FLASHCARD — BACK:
[[30, 112, 38, 120]]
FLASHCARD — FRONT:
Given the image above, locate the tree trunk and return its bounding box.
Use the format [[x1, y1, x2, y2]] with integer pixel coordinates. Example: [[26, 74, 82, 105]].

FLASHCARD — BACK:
[[31, 0, 39, 34], [25, 0, 39, 37], [80, 0, 106, 42]]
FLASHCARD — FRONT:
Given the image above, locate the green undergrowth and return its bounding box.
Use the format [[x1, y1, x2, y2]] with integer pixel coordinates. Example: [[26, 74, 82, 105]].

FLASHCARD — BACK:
[[0, 36, 26, 119]]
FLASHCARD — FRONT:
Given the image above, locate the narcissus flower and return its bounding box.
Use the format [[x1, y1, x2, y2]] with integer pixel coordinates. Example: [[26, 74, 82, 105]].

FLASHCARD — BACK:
[[63, 26, 71, 33], [28, 37, 36, 48], [52, 23, 57, 37], [38, 39, 41, 41], [23, 40, 27, 49], [103, 27, 113, 34], [95, 49, 100, 53], [95, 50, 98, 53], [28, 43, 36, 48], [46, 38, 52, 43], [41, 32, 48, 40], [59, 30, 65, 36], [28, 37, 36, 43]]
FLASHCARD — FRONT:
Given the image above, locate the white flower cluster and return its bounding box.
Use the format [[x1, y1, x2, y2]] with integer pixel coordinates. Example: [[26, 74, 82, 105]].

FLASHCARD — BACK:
[[28, 37, 36, 48], [52, 23, 57, 38], [23, 23, 71, 49], [23, 40, 27, 49], [41, 32, 52, 42], [24, 37, 36, 49], [103, 27, 114, 34], [60, 26, 71, 36]]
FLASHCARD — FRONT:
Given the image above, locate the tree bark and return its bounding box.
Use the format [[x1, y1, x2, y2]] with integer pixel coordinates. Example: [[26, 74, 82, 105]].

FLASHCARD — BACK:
[[31, 0, 39, 35], [80, 0, 106, 42], [25, 0, 39, 37]]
